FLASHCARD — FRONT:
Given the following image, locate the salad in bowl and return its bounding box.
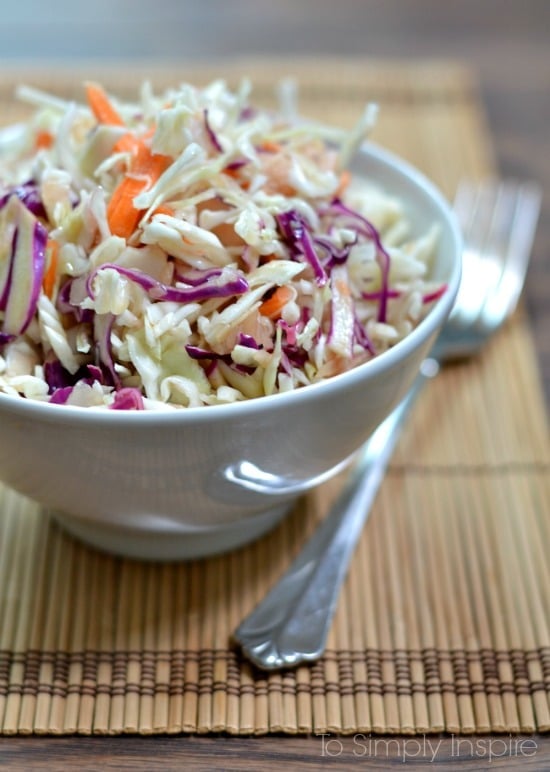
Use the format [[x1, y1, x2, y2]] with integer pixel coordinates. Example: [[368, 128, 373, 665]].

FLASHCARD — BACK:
[[1, 79, 445, 411]]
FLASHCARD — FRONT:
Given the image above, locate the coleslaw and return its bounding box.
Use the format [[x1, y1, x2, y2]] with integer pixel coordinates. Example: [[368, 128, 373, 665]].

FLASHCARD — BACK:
[[0, 79, 445, 409]]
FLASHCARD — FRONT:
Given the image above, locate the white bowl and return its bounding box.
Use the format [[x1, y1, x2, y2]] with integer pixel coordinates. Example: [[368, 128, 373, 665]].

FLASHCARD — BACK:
[[0, 143, 462, 560]]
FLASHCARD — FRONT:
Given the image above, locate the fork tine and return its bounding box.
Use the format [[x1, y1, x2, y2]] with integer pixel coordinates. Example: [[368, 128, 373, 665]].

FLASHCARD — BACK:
[[451, 178, 504, 325], [450, 179, 541, 331], [480, 180, 542, 326]]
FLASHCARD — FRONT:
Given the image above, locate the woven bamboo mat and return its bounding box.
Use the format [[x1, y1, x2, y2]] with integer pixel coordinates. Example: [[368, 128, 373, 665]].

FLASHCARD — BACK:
[[0, 59, 548, 736]]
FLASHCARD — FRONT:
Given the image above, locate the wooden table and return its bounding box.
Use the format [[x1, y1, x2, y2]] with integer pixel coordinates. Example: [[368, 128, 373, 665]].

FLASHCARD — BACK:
[[1, 1, 548, 768]]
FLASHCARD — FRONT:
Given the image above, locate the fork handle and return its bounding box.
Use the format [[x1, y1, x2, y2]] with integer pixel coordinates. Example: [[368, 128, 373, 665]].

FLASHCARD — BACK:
[[234, 366, 435, 671]]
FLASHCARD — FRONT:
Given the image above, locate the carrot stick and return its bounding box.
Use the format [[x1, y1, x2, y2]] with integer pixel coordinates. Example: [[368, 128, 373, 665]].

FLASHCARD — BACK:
[[151, 204, 176, 218], [106, 145, 171, 239], [85, 82, 141, 155], [259, 285, 295, 318], [335, 169, 351, 198], [86, 83, 171, 239], [260, 140, 282, 153], [106, 177, 147, 239], [35, 130, 53, 150], [86, 83, 125, 127], [42, 239, 59, 298]]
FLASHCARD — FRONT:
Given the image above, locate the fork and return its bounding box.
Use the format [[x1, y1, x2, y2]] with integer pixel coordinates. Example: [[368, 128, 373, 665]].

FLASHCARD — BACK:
[[233, 178, 542, 671]]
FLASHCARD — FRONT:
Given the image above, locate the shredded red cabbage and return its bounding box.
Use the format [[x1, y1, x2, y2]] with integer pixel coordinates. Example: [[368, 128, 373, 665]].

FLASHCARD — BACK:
[[185, 344, 256, 375], [237, 333, 261, 349], [94, 313, 118, 387], [0, 197, 47, 336], [326, 199, 392, 323], [174, 267, 223, 286], [57, 279, 94, 323], [110, 387, 145, 410], [312, 234, 355, 266], [276, 211, 328, 286], [203, 109, 223, 153], [49, 386, 74, 404], [422, 284, 448, 304], [185, 344, 231, 363], [0, 182, 47, 219], [353, 316, 376, 355], [86, 263, 249, 304]]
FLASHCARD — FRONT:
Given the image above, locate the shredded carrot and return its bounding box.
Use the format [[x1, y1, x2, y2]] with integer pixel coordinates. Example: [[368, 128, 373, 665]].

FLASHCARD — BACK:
[[42, 239, 60, 298], [86, 83, 125, 127], [260, 140, 282, 154], [335, 169, 351, 198], [222, 165, 241, 179], [222, 165, 251, 190], [106, 178, 146, 239], [259, 285, 294, 318], [151, 203, 175, 218], [107, 144, 171, 240], [34, 130, 53, 150], [113, 133, 143, 155], [86, 82, 143, 155]]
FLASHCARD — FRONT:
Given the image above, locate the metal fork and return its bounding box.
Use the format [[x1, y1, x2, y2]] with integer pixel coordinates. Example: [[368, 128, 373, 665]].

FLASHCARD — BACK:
[[233, 178, 542, 671]]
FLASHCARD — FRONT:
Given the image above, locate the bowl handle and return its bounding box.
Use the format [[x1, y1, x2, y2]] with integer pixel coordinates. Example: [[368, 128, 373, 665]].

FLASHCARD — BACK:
[[221, 456, 354, 498]]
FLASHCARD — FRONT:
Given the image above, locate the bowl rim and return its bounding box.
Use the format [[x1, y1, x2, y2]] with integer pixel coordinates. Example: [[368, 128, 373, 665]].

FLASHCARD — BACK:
[[0, 141, 462, 427]]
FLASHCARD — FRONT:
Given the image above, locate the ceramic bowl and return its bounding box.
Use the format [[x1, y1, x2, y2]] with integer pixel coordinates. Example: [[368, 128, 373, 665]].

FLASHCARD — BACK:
[[0, 143, 462, 560]]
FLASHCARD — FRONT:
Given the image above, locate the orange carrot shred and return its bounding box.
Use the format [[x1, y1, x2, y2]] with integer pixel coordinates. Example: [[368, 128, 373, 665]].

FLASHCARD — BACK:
[[335, 170, 351, 198], [106, 145, 171, 240], [86, 83, 173, 240], [86, 82, 144, 155], [260, 140, 282, 154], [151, 204, 175, 218], [35, 130, 53, 150], [259, 285, 294, 318], [42, 239, 60, 298], [86, 83, 125, 127]]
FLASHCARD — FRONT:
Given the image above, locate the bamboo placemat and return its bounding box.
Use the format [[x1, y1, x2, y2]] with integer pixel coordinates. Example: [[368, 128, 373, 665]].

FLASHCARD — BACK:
[[0, 59, 548, 736]]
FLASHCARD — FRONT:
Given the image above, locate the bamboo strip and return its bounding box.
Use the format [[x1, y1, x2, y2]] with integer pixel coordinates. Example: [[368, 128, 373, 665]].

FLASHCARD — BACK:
[[0, 492, 24, 728], [121, 562, 144, 733], [211, 557, 229, 733], [152, 563, 173, 733], [377, 484, 416, 734], [181, 560, 200, 732], [43, 533, 76, 734], [355, 511, 387, 734], [238, 545, 260, 735], [345, 524, 372, 733], [90, 551, 117, 735], [401, 475, 446, 733], [224, 550, 242, 735], [136, 563, 158, 733], [61, 542, 88, 734], [166, 561, 186, 733], [472, 360, 537, 732], [368, 511, 401, 733], [429, 381, 497, 732], [454, 371, 523, 732], [1, 498, 49, 733], [415, 475, 463, 733], [16, 520, 63, 734], [386, 481, 431, 733], [333, 579, 357, 733], [73, 545, 99, 735]]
